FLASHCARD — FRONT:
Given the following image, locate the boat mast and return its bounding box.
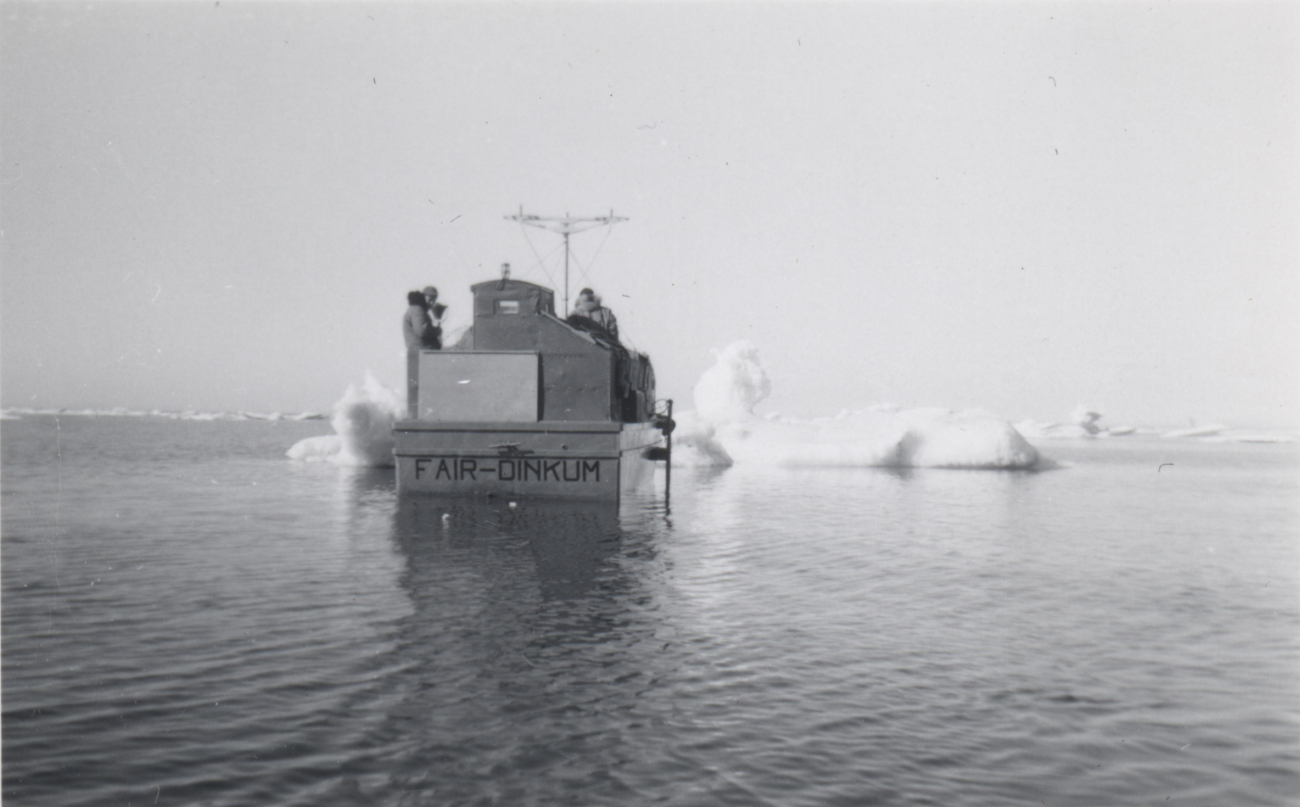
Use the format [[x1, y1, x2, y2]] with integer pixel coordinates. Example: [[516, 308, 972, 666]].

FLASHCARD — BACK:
[[506, 206, 628, 314]]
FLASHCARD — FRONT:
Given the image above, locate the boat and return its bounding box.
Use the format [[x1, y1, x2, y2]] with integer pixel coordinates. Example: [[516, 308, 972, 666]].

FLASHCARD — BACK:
[[393, 211, 673, 499]]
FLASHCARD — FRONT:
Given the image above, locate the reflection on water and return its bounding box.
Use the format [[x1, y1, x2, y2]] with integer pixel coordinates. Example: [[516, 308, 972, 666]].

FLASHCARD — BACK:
[[320, 495, 681, 805], [393, 496, 630, 601], [3, 417, 1297, 807]]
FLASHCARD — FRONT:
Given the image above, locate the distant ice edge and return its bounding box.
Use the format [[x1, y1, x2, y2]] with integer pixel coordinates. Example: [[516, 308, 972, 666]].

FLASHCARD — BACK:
[[274, 340, 1292, 471], [1, 408, 327, 421]]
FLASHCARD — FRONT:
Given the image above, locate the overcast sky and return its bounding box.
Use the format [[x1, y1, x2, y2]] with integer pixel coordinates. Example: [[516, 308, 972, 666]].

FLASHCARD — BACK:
[[3, 2, 1296, 429]]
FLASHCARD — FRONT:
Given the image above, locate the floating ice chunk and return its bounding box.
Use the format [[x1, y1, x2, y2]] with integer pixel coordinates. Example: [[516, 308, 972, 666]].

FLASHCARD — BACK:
[[1163, 424, 1226, 439], [242, 411, 284, 421], [1231, 432, 1296, 444], [286, 372, 403, 467], [712, 413, 910, 468], [898, 408, 1041, 468], [285, 434, 342, 461], [713, 407, 1040, 470], [1070, 405, 1104, 435], [1018, 421, 1096, 439], [1016, 407, 1135, 440], [680, 341, 1042, 470], [1014, 420, 1058, 440], [670, 410, 734, 468], [693, 341, 770, 423], [331, 373, 403, 467]]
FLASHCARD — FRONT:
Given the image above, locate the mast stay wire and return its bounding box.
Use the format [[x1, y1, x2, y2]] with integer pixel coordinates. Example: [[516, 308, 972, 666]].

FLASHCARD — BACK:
[[584, 222, 616, 282], [520, 238, 564, 284], [567, 249, 603, 308], [569, 249, 593, 301], [566, 246, 639, 354], [516, 222, 561, 290], [511, 212, 639, 352], [567, 222, 615, 302], [504, 208, 629, 313]]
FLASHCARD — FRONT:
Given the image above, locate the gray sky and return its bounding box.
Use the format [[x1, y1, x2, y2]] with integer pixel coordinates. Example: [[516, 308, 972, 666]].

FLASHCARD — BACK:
[[3, 2, 1296, 428]]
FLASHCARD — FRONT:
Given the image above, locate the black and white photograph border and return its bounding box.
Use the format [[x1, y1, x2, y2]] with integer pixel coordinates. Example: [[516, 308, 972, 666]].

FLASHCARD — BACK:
[[2, 3, 1297, 806]]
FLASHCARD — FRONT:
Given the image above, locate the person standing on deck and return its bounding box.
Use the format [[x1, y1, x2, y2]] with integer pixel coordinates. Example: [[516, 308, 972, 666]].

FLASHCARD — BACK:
[[421, 286, 446, 350], [569, 287, 619, 342], [403, 290, 437, 418]]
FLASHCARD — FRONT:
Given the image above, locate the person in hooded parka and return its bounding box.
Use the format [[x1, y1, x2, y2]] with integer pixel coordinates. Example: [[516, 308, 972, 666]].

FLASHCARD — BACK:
[[569, 287, 619, 342]]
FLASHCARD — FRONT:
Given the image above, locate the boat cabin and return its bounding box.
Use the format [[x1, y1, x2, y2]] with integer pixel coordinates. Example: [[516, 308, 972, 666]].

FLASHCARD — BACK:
[[410, 279, 655, 424], [395, 278, 665, 498]]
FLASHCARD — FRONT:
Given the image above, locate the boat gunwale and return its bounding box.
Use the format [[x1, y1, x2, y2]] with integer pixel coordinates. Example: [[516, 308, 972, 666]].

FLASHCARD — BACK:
[[394, 420, 655, 433], [393, 449, 625, 459]]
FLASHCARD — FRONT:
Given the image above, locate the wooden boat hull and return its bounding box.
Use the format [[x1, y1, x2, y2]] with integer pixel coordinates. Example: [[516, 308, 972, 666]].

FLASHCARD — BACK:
[[394, 419, 663, 498]]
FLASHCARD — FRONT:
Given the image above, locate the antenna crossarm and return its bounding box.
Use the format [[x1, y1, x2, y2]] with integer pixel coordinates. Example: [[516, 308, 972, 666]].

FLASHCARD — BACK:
[[504, 208, 629, 314], [505, 213, 628, 236]]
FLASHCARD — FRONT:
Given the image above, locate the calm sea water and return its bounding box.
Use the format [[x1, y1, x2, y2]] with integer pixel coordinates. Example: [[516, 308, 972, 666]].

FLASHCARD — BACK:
[[3, 415, 1298, 806]]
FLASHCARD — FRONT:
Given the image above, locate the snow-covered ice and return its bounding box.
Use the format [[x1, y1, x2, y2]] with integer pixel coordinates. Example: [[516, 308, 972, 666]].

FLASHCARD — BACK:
[[285, 372, 402, 466], [673, 341, 1042, 470], [282, 341, 1296, 471]]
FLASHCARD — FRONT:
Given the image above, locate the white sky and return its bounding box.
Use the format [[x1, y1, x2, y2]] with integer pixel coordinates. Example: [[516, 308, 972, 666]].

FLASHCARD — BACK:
[[3, 2, 1296, 428]]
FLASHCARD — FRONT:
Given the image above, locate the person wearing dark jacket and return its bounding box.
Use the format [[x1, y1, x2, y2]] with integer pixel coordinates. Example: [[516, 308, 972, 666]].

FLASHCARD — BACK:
[[421, 286, 446, 349], [403, 290, 439, 417], [569, 287, 619, 342], [404, 291, 434, 351]]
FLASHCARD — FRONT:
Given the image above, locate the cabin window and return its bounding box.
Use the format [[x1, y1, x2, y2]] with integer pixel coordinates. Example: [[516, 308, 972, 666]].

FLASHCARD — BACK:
[[496, 300, 520, 315]]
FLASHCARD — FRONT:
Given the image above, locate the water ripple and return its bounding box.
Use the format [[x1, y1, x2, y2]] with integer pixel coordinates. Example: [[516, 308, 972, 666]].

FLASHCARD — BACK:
[[3, 419, 1298, 805]]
